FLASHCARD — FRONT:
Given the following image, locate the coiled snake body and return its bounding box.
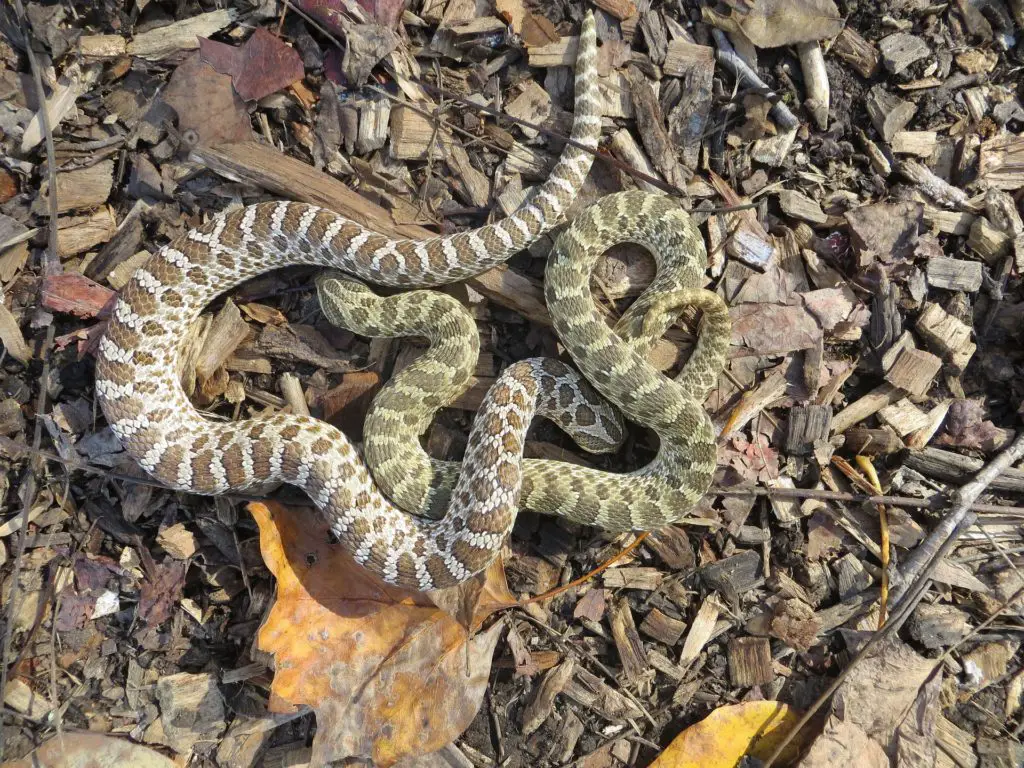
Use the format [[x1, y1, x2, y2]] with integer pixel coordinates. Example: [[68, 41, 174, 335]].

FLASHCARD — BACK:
[[95, 12, 730, 590]]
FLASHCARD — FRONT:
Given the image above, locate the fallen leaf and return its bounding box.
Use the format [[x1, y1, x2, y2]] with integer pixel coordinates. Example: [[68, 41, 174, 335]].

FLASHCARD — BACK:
[[649, 700, 813, 767], [162, 54, 252, 147], [253, 501, 508, 766], [1, 732, 176, 768], [730, 303, 822, 356], [240, 302, 288, 325], [358, 0, 409, 28], [0, 168, 16, 203], [829, 636, 938, 755], [0, 302, 31, 364], [936, 399, 1014, 452], [137, 554, 187, 628], [798, 716, 890, 767], [733, 0, 843, 48], [341, 23, 400, 86], [296, 0, 404, 34], [521, 12, 559, 47], [200, 28, 304, 102]]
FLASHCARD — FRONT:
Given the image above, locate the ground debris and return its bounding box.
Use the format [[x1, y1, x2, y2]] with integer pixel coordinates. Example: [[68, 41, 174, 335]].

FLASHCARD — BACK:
[[2, 0, 1023, 765]]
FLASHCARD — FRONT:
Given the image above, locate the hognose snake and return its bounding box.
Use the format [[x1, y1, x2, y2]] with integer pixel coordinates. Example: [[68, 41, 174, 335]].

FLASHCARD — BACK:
[[95, 11, 731, 590]]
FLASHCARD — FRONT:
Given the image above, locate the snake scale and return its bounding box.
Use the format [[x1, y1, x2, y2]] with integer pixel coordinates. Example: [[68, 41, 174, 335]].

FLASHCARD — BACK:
[[95, 11, 731, 590]]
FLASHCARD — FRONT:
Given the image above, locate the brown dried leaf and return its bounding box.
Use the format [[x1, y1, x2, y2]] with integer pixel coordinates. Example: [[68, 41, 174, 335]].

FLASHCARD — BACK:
[[733, 0, 842, 48], [830, 637, 938, 755], [240, 302, 288, 325], [935, 399, 1014, 452], [137, 555, 187, 628], [253, 501, 507, 766], [0, 303, 31, 364], [521, 12, 560, 47], [730, 303, 822, 355], [162, 54, 252, 147], [200, 28, 304, 102], [295, 0, 404, 34]]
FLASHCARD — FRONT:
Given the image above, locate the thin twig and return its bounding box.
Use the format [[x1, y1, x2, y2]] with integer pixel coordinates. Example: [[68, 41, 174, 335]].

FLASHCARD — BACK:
[[12, 0, 59, 271], [893, 430, 1024, 605], [710, 29, 799, 131], [0, 324, 54, 765], [517, 533, 649, 606], [763, 429, 1024, 767]]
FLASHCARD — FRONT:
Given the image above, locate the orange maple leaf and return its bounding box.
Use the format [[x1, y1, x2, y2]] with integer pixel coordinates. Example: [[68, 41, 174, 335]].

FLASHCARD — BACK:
[[251, 501, 515, 766]]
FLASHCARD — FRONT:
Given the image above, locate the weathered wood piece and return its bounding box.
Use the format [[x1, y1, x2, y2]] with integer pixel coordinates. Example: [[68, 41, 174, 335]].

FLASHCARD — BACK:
[[884, 347, 943, 397], [915, 302, 976, 373], [640, 608, 687, 646], [926, 255, 983, 292], [878, 33, 930, 74], [608, 598, 649, 686], [728, 637, 774, 687], [904, 447, 1024, 492], [831, 27, 881, 78], [785, 404, 833, 455], [865, 85, 916, 142]]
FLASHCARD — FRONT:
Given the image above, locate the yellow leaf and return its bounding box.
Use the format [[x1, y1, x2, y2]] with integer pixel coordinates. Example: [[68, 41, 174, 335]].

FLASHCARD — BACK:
[[252, 501, 511, 767], [650, 701, 811, 768]]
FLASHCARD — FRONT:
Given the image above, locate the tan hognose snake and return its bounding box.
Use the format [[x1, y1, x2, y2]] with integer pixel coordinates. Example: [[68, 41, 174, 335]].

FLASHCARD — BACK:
[[95, 11, 731, 590]]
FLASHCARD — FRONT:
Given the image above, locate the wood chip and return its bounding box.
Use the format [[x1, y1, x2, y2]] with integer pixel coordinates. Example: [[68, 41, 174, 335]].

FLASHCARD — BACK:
[[968, 215, 1011, 263], [884, 347, 943, 397], [608, 597, 648, 686], [128, 9, 236, 60], [639, 608, 687, 646], [679, 595, 722, 669], [602, 567, 664, 590], [57, 206, 118, 257], [978, 134, 1024, 190], [563, 667, 644, 721], [878, 32, 930, 74], [155, 671, 227, 754], [46, 160, 115, 214], [521, 657, 575, 736], [194, 299, 250, 382], [865, 85, 916, 142], [728, 637, 774, 687], [925, 255, 983, 292], [877, 398, 931, 436], [891, 130, 938, 157], [777, 190, 828, 226], [831, 383, 905, 434], [785, 404, 833, 455], [915, 302, 976, 373], [831, 27, 881, 78]]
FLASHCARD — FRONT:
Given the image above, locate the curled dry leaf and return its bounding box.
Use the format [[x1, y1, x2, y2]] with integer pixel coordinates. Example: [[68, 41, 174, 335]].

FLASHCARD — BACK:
[[648, 701, 813, 768], [252, 501, 512, 766], [1, 732, 176, 768]]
